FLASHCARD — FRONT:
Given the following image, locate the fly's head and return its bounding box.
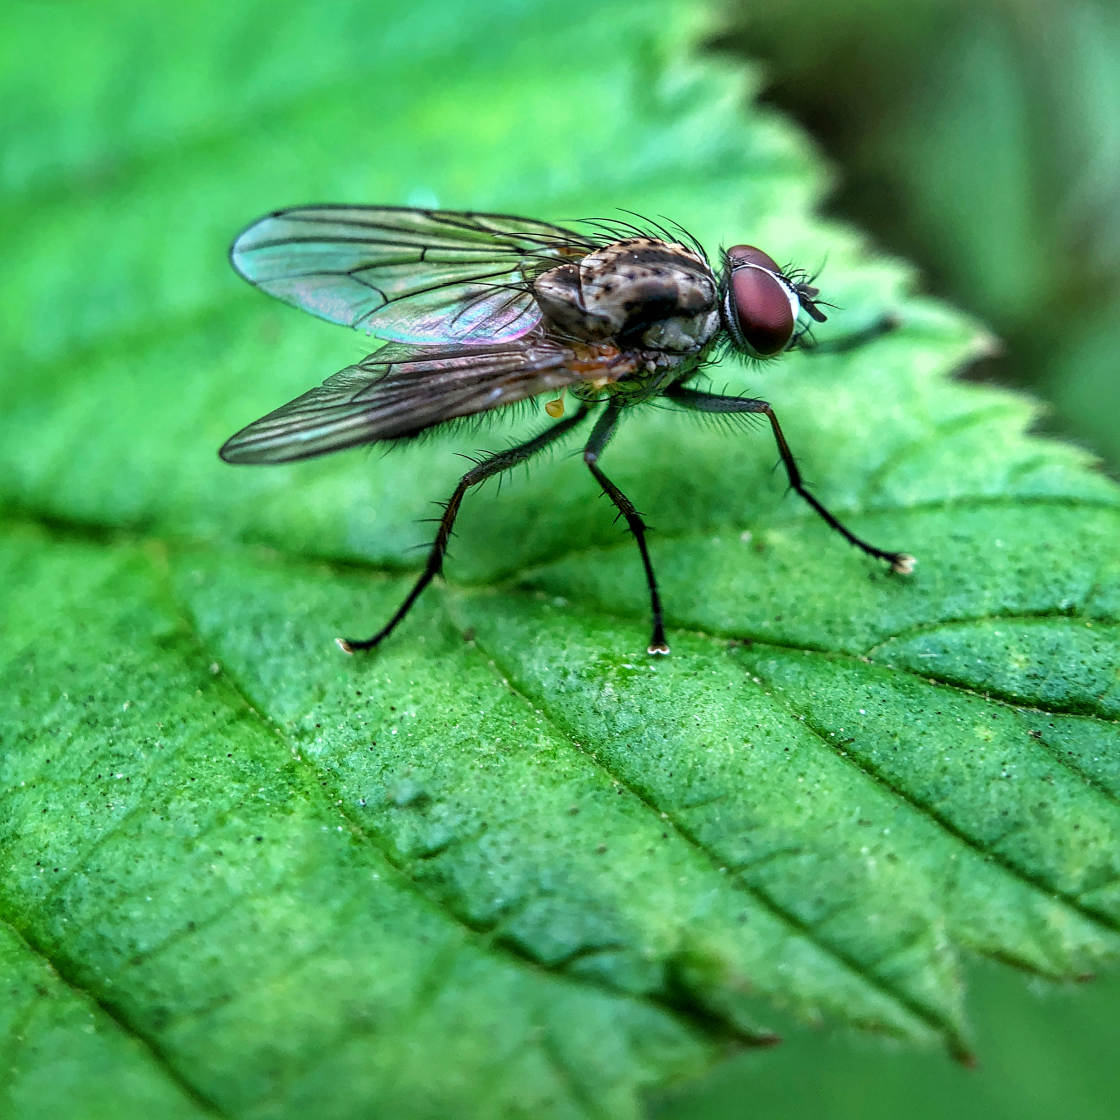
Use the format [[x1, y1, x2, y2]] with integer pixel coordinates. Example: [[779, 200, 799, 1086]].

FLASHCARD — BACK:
[[719, 245, 827, 359]]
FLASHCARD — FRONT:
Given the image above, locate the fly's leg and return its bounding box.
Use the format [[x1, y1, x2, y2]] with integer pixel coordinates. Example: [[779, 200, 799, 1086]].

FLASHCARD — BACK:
[[583, 403, 670, 656], [792, 314, 897, 354], [664, 385, 914, 573], [339, 404, 592, 653]]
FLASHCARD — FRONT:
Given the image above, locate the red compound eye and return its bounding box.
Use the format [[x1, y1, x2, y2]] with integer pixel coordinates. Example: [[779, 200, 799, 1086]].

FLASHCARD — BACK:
[[725, 244, 796, 357]]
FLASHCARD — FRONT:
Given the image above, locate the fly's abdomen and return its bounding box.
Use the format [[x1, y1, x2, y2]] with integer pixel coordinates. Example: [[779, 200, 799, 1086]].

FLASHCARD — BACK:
[[533, 237, 720, 353]]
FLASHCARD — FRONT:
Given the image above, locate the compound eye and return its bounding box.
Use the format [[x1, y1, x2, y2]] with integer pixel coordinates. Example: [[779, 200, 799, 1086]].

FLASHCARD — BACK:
[[726, 245, 797, 357], [726, 244, 782, 274]]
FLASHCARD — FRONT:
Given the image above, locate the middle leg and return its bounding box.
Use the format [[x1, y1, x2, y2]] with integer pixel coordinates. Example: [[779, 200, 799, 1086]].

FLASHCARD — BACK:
[[583, 403, 670, 655]]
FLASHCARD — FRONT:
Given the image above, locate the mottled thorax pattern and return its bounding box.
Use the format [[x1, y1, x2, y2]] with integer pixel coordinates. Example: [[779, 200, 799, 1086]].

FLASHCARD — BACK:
[[533, 238, 720, 353]]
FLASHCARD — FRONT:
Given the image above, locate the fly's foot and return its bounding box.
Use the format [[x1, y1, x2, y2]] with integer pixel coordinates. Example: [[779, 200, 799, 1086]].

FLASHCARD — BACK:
[[888, 553, 916, 576], [647, 621, 670, 656], [336, 636, 380, 654]]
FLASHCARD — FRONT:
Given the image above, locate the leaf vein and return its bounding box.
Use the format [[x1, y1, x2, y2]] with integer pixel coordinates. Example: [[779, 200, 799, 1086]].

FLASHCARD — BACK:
[[747, 662, 1120, 937], [463, 621, 965, 1051], [0, 914, 228, 1117]]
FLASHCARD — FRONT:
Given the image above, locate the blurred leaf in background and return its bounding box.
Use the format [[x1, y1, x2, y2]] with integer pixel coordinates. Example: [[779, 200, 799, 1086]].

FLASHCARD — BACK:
[[651, 959, 1120, 1119], [716, 0, 1120, 472], [2, 0, 1119, 1117]]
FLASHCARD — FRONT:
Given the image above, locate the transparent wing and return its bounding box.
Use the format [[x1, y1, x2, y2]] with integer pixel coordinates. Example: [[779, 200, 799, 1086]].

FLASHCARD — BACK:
[[230, 206, 596, 345], [219, 335, 638, 464]]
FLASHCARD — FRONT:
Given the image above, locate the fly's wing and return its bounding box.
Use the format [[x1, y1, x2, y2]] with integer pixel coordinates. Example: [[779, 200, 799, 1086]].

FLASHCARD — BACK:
[[230, 206, 596, 345], [219, 336, 637, 464]]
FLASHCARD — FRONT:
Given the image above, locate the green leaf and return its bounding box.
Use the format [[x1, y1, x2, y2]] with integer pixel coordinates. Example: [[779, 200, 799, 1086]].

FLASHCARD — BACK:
[[3, 0, 1119, 1116]]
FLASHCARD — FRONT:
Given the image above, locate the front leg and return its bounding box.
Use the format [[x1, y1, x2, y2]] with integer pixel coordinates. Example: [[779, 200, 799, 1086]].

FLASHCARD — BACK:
[[792, 313, 898, 355], [664, 385, 914, 573]]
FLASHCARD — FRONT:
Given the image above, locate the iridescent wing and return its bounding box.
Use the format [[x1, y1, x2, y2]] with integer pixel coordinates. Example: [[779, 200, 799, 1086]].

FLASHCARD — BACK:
[[219, 335, 638, 464], [230, 206, 597, 345]]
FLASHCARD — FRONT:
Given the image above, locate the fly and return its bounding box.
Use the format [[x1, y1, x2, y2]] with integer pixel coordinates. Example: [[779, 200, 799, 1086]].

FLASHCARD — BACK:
[[221, 205, 914, 655]]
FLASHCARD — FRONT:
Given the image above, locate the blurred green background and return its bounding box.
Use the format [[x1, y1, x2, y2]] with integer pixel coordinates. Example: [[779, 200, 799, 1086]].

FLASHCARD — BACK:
[[652, 961, 1120, 1118], [718, 0, 1120, 476]]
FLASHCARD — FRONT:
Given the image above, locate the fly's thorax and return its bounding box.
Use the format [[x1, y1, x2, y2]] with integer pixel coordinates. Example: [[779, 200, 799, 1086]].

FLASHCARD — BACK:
[[533, 263, 612, 340], [532, 237, 720, 354]]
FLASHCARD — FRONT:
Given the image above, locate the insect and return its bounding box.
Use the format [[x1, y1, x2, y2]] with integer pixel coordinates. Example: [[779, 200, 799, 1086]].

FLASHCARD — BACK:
[[222, 205, 913, 655]]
